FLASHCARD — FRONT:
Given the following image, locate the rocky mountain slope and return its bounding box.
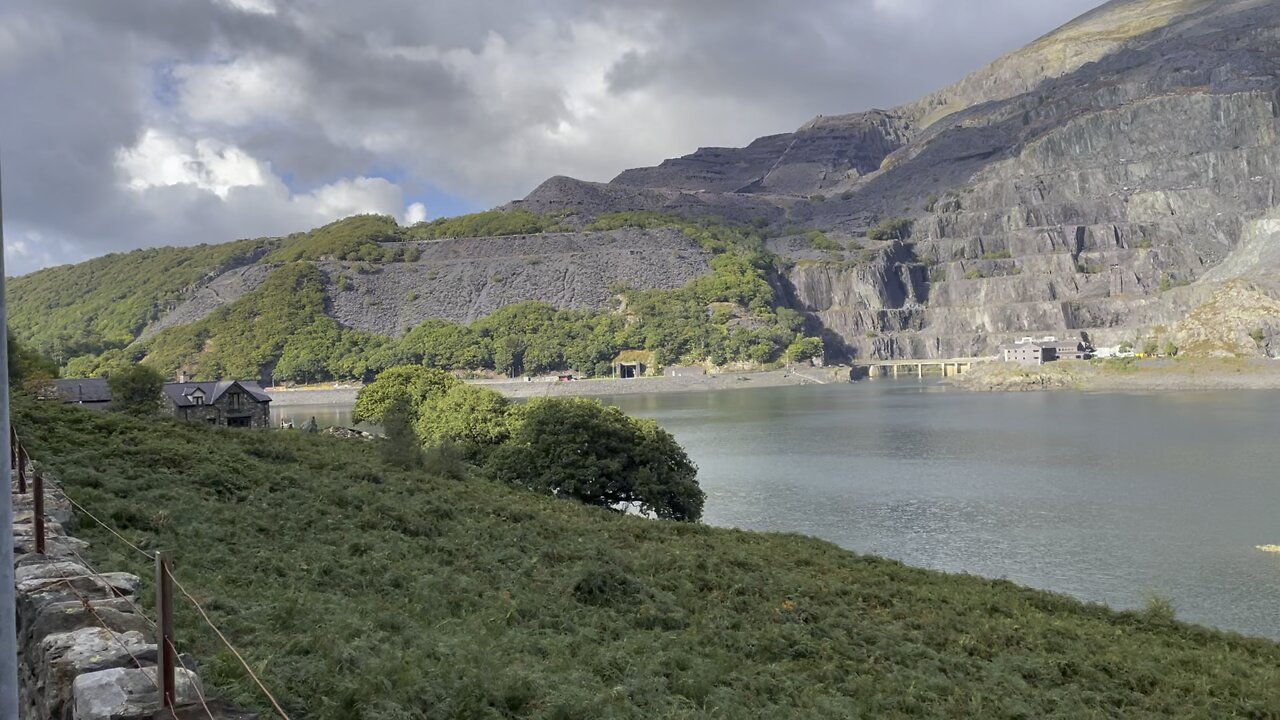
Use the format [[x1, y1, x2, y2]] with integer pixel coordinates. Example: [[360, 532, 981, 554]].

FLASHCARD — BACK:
[[522, 0, 1280, 358], [12, 0, 1280, 370]]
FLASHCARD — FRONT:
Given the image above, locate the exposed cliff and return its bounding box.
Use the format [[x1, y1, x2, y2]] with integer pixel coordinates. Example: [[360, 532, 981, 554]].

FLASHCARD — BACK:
[[521, 0, 1280, 360]]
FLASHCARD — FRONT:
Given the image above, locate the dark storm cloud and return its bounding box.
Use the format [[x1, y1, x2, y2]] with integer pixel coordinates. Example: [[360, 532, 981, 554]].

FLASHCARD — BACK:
[[1, 0, 1100, 276]]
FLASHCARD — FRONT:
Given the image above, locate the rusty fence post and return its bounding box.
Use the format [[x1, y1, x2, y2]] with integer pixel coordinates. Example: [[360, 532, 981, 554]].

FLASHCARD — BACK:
[[32, 468, 44, 555], [15, 441, 25, 495], [155, 551, 176, 708]]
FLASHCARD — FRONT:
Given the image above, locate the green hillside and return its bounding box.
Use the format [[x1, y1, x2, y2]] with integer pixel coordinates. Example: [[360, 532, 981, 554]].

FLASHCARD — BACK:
[[16, 397, 1280, 719], [22, 212, 822, 383], [7, 238, 275, 361]]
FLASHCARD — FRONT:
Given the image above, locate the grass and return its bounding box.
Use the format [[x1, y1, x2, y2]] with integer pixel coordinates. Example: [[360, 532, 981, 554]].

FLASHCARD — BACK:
[[16, 398, 1280, 719]]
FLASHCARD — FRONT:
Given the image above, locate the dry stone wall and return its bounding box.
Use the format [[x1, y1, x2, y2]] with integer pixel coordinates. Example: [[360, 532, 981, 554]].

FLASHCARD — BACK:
[[10, 464, 256, 719]]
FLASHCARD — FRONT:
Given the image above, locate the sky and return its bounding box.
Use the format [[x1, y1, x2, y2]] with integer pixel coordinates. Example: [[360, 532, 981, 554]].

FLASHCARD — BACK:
[[0, 0, 1101, 277]]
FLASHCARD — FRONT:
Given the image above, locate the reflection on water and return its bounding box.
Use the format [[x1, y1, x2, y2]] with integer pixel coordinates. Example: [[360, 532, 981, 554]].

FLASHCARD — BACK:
[[269, 383, 1280, 639], [605, 382, 1280, 640], [271, 405, 381, 435]]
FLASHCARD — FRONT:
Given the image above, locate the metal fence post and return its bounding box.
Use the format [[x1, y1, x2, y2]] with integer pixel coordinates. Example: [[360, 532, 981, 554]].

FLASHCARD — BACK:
[[15, 440, 24, 495], [2, 151, 24, 720], [33, 467, 45, 556], [155, 551, 177, 708]]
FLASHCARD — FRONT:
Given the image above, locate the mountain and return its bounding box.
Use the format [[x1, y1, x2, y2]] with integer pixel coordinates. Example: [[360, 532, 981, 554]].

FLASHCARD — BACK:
[[522, 0, 1280, 359], [11, 0, 1280, 379]]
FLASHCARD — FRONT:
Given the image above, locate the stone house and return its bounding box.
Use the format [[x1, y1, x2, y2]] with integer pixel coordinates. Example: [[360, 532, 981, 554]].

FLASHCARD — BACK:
[[162, 381, 272, 428]]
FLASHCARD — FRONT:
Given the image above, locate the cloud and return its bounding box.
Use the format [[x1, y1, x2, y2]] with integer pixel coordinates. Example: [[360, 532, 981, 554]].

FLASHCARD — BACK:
[[404, 202, 428, 225], [216, 0, 277, 15], [117, 129, 269, 198], [0, 0, 1103, 276], [171, 54, 309, 127]]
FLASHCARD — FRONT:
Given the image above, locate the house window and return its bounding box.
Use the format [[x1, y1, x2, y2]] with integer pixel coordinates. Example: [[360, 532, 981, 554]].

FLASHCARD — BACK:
[[192, 395, 205, 406], [230, 393, 243, 410]]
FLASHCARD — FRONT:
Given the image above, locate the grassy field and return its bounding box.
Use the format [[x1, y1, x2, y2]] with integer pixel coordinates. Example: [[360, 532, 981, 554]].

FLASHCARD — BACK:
[[15, 398, 1280, 719]]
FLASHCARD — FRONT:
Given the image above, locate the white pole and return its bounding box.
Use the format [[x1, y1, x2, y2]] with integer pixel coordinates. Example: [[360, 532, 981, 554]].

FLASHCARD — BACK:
[[0, 155, 21, 717]]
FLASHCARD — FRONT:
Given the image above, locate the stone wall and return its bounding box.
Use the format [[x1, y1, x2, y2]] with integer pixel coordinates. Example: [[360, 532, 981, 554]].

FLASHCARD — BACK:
[[10, 464, 257, 719]]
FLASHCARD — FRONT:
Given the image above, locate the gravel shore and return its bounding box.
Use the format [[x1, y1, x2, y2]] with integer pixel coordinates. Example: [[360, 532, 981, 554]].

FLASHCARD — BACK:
[[267, 368, 849, 406], [951, 358, 1280, 392]]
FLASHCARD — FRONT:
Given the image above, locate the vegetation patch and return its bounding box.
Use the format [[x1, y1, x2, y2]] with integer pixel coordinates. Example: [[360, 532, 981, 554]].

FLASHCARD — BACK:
[[15, 397, 1280, 719]]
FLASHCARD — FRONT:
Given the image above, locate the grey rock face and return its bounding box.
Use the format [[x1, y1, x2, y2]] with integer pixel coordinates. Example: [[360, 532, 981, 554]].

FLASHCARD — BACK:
[[142, 264, 276, 339], [322, 228, 712, 335], [521, 0, 1280, 359]]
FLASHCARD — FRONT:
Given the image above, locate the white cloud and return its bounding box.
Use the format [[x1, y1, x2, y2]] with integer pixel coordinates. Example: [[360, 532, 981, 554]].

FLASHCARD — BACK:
[[404, 202, 428, 225], [116, 129, 268, 198], [216, 0, 277, 16], [172, 55, 308, 126], [291, 176, 405, 221]]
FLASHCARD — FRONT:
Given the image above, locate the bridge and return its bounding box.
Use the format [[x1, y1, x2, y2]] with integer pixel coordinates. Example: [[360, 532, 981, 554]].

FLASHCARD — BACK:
[[852, 357, 993, 379]]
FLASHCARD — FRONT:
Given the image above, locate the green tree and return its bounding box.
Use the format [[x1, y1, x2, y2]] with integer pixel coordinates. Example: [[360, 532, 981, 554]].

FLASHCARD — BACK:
[[785, 337, 825, 364], [381, 397, 422, 469], [354, 366, 461, 424], [8, 331, 59, 387], [416, 384, 515, 450], [486, 398, 704, 521], [108, 364, 166, 417]]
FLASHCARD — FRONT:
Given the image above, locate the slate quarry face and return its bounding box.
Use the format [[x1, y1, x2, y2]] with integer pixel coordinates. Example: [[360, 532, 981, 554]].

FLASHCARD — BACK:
[[518, 0, 1280, 359], [129, 0, 1280, 361]]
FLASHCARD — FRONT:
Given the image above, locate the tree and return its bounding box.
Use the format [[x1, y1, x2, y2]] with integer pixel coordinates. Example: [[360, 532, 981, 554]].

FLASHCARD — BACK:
[[354, 366, 460, 424], [108, 364, 165, 416], [8, 331, 59, 388], [785, 337, 825, 365], [486, 398, 704, 522], [381, 398, 422, 469], [415, 384, 515, 450]]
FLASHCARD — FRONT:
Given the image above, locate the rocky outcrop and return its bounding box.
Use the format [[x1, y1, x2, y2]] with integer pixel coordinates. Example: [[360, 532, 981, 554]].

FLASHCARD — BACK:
[[142, 265, 276, 339], [322, 228, 712, 335], [521, 0, 1280, 360]]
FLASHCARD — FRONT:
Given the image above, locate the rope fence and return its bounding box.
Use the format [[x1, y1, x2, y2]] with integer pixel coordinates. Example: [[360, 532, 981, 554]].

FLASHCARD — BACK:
[[11, 424, 290, 720]]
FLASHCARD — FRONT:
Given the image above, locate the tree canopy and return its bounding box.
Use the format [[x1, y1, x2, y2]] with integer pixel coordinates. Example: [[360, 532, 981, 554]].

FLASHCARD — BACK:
[[108, 364, 166, 417], [486, 398, 704, 522]]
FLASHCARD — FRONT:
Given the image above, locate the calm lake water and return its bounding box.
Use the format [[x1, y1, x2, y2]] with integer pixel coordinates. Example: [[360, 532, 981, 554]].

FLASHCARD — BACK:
[[279, 382, 1280, 640]]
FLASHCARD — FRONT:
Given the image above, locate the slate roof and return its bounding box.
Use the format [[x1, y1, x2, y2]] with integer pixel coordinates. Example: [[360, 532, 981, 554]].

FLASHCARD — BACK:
[[52, 378, 113, 404], [163, 381, 272, 408]]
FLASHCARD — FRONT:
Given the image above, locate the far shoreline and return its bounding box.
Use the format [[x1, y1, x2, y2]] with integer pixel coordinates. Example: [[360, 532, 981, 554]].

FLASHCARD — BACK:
[[265, 367, 848, 407]]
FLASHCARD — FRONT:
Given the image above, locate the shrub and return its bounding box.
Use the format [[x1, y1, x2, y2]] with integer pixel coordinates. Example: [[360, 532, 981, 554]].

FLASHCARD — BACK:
[[1140, 594, 1177, 624], [965, 269, 984, 280], [415, 384, 515, 450], [108, 364, 165, 417], [486, 398, 704, 521], [785, 337, 824, 364], [868, 217, 913, 242], [380, 398, 422, 470], [982, 250, 1013, 260], [805, 231, 843, 253], [1250, 328, 1266, 344], [354, 366, 461, 424], [809, 194, 826, 203]]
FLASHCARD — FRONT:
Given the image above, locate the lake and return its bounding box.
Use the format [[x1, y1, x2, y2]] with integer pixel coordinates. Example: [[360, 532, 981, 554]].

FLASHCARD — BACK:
[[279, 381, 1280, 639]]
